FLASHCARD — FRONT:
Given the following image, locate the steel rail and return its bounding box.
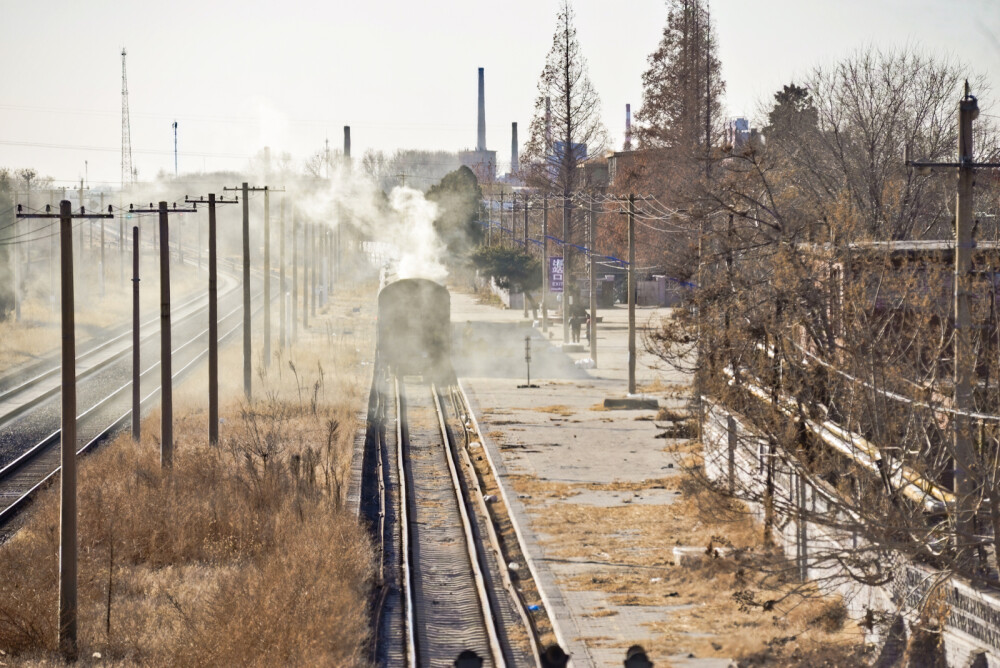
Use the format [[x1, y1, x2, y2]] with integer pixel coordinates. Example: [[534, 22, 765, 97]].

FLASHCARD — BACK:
[[456, 379, 573, 660], [431, 383, 506, 668], [0, 294, 261, 530], [395, 377, 418, 668]]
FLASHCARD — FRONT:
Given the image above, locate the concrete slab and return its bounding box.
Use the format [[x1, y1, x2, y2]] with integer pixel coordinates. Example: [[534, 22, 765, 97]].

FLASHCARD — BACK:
[[452, 291, 731, 667]]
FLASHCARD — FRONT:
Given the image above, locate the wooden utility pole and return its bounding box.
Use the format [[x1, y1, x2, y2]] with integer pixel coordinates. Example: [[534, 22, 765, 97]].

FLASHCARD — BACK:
[[17, 200, 111, 660], [131, 226, 140, 442], [589, 195, 598, 366], [628, 194, 636, 394]]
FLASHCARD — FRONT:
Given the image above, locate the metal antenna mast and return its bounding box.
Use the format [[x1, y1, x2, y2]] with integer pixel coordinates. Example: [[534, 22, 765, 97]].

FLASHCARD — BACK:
[[121, 48, 135, 190]]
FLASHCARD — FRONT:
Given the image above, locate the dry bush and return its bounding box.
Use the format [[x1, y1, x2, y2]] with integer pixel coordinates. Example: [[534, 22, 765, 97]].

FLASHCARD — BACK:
[[0, 283, 377, 665]]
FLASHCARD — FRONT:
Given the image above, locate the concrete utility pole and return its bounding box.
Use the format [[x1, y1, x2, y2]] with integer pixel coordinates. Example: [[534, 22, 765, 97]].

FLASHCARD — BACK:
[[954, 88, 980, 546], [500, 192, 505, 248], [279, 197, 286, 350], [906, 84, 1000, 551], [628, 194, 636, 395], [542, 194, 549, 332], [99, 192, 105, 298], [223, 183, 278, 399], [186, 194, 237, 445], [57, 202, 78, 659], [522, 196, 529, 318], [130, 202, 196, 466], [132, 226, 140, 442], [303, 222, 310, 329], [158, 202, 173, 468], [563, 196, 571, 343], [310, 223, 317, 318], [17, 200, 111, 660], [292, 212, 299, 341], [589, 195, 597, 365]]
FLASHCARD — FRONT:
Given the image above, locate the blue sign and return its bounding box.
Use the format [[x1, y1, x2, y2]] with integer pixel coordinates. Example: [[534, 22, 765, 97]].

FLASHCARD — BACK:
[[549, 257, 564, 293]]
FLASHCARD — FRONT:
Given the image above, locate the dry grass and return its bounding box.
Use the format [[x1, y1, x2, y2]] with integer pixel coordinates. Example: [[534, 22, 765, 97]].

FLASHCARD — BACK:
[[0, 280, 379, 666], [532, 405, 575, 417], [509, 450, 868, 666]]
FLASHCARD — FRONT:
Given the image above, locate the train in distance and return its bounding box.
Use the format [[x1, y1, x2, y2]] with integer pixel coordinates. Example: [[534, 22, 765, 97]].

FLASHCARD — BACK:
[[376, 278, 455, 385]]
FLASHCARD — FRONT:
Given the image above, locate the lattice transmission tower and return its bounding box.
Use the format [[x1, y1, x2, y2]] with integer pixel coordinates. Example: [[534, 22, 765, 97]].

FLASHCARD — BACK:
[[120, 48, 135, 190]]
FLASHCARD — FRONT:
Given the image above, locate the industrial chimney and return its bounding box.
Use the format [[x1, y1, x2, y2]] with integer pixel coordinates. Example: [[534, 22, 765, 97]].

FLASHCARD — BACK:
[[511, 122, 518, 174], [477, 67, 486, 152], [624, 104, 632, 151]]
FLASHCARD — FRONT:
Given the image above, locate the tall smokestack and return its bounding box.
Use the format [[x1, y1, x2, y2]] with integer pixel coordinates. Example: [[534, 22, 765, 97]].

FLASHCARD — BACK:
[[477, 67, 486, 152], [343, 126, 351, 171], [625, 104, 632, 151], [511, 122, 518, 174]]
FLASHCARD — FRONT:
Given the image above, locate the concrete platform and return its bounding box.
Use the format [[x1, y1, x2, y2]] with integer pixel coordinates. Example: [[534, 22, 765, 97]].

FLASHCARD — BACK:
[[451, 292, 730, 667]]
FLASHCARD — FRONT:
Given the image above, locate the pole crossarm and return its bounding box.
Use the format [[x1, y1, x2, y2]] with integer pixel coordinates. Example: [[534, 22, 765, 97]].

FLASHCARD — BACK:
[[17, 205, 112, 220], [128, 204, 197, 214], [223, 185, 286, 194], [185, 194, 240, 206]]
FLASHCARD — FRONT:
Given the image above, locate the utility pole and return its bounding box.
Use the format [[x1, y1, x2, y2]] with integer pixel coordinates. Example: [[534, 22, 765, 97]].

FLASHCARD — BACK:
[[17, 200, 111, 660], [500, 192, 505, 248], [628, 194, 636, 394], [279, 197, 287, 350], [99, 192, 106, 298], [563, 195, 571, 343], [303, 222, 310, 329], [522, 196, 529, 318], [589, 195, 598, 365], [129, 202, 195, 467], [223, 183, 274, 400], [906, 83, 1000, 552], [292, 211, 299, 341], [131, 226, 140, 442], [542, 194, 549, 332], [186, 195, 237, 445], [310, 223, 317, 318]]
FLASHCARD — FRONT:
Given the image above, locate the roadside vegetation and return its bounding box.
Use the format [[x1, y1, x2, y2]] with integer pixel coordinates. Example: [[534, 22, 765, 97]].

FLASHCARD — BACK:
[[0, 283, 377, 666]]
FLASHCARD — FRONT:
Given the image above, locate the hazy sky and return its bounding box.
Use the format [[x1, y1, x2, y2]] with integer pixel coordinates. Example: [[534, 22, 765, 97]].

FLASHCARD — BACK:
[[2, 0, 998, 188]]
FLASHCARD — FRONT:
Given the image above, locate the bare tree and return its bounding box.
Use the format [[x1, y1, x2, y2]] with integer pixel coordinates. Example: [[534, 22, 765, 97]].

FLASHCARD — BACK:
[[521, 0, 608, 196]]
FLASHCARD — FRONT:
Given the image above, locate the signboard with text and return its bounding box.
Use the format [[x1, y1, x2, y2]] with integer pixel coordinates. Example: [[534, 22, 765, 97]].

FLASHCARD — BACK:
[[549, 257, 564, 293]]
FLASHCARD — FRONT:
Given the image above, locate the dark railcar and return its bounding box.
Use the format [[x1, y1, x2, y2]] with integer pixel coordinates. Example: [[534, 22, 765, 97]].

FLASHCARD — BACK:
[[376, 278, 453, 382]]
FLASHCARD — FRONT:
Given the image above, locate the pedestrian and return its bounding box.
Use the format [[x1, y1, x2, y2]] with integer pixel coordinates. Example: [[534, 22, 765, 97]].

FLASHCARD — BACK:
[[571, 314, 582, 342]]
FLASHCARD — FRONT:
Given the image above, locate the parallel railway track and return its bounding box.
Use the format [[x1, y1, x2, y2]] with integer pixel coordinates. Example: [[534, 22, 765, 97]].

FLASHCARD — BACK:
[[365, 371, 561, 667], [0, 256, 270, 535]]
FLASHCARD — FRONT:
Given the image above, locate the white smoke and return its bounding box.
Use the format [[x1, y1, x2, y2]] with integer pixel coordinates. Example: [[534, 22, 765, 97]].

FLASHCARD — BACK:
[[385, 186, 447, 281]]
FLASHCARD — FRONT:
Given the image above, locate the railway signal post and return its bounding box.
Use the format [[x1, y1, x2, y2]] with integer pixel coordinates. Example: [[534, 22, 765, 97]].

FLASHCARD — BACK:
[[16, 200, 112, 660], [186, 195, 238, 445]]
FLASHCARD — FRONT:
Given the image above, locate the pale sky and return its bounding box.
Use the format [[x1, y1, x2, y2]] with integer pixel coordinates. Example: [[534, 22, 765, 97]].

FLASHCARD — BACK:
[[1, 0, 998, 188]]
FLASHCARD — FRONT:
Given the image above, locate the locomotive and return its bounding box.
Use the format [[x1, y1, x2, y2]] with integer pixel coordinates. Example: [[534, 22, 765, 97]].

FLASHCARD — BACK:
[[376, 278, 454, 384]]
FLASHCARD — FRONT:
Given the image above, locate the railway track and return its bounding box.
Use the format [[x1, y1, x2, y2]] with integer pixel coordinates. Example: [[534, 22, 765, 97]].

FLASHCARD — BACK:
[[0, 259, 269, 536], [366, 372, 562, 667]]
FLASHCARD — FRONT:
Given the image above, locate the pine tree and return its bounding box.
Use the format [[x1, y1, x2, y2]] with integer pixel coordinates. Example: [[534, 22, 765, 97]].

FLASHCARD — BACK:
[[522, 0, 608, 196], [635, 0, 724, 155]]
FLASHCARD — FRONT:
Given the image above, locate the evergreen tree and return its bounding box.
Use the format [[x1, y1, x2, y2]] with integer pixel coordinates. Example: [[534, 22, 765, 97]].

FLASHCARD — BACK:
[[522, 0, 608, 196], [635, 0, 724, 154], [425, 165, 484, 263], [764, 83, 819, 144]]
